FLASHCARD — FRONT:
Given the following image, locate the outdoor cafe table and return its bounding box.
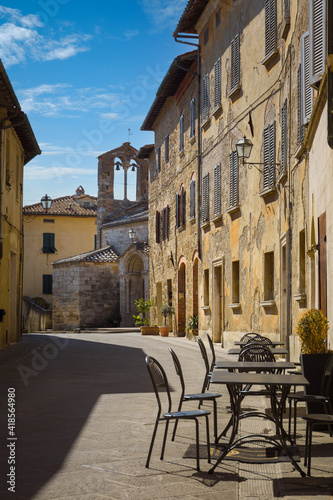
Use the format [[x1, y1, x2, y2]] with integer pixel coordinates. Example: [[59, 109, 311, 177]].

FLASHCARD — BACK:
[[227, 347, 288, 356], [215, 360, 296, 371], [234, 340, 285, 347], [208, 371, 309, 476]]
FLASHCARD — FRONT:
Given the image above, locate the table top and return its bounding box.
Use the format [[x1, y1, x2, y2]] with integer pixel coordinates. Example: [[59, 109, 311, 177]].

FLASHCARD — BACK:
[[210, 371, 309, 386], [234, 341, 285, 347], [228, 347, 289, 355], [214, 360, 296, 370]]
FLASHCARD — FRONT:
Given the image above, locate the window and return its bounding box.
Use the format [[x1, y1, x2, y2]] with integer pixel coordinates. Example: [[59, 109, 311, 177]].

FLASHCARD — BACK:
[[284, 0, 290, 19], [232, 260, 240, 303], [264, 0, 277, 59], [204, 269, 210, 306], [281, 99, 288, 174], [204, 27, 209, 45], [157, 146, 161, 172], [162, 206, 170, 240], [214, 58, 221, 109], [297, 64, 305, 143], [299, 230, 306, 292], [190, 98, 195, 138], [42, 233, 56, 254], [202, 74, 210, 121], [179, 114, 184, 152], [155, 211, 161, 243], [201, 173, 209, 223], [301, 32, 313, 125], [309, 0, 326, 86], [165, 135, 169, 163], [215, 10, 221, 29], [213, 163, 221, 217], [264, 251, 274, 301], [43, 275, 52, 295], [43, 219, 55, 223], [176, 187, 186, 228], [263, 122, 276, 190], [229, 34, 240, 95], [190, 178, 196, 219], [229, 151, 239, 208]]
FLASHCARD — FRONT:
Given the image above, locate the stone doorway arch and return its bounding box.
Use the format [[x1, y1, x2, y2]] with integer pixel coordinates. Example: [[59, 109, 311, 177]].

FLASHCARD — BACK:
[[119, 248, 148, 327]]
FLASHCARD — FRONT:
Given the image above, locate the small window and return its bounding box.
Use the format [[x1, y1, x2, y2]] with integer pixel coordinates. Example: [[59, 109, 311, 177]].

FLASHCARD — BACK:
[[165, 135, 169, 163], [162, 205, 170, 240], [155, 211, 161, 243], [284, 0, 290, 19], [204, 27, 209, 45], [204, 269, 210, 306], [201, 173, 209, 223], [157, 146, 161, 172], [179, 115, 184, 152], [214, 163, 221, 216], [94, 234, 97, 250], [229, 34, 240, 95], [43, 219, 55, 223], [229, 151, 239, 208], [176, 187, 186, 228], [190, 178, 196, 219], [215, 10, 221, 29], [232, 260, 240, 303], [265, 0, 277, 59], [43, 275, 53, 295], [264, 251, 274, 301], [190, 98, 196, 138], [42, 233, 56, 254], [83, 201, 91, 207], [167, 279, 173, 305], [263, 122, 276, 190]]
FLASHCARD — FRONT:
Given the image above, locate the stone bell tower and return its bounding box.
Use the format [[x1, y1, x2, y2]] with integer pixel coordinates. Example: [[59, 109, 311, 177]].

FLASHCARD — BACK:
[[96, 142, 148, 248]]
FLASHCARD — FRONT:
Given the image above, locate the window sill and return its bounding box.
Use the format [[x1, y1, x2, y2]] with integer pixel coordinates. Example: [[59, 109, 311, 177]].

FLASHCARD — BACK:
[[212, 103, 222, 117], [260, 300, 276, 308], [278, 170, 287, 184], [211, 213, 222, 223], [281, 18, 290, 40], [294, 292, 307, 303], [201, 305, 210, 311], [227, 84, 241, 100], [190, 216, 196, 224], [294, 143, 305, 159], [201, 220, 210, 229], [201, 116, 211, 129], [226, 204, 239, 215], [261, 49, 278, 67], [259, 185, 276, 198], [229, 302, 241, 310], [190, 135, 196, 145], [179, 149, 185, 158]]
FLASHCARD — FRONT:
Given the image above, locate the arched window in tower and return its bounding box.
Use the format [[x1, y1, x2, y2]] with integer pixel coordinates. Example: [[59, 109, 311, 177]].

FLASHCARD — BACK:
[[114, 157, 124, 199], [127, 158, 137, 201]]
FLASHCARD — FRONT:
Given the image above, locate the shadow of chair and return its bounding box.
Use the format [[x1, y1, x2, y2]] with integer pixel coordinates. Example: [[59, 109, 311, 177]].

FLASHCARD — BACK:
[[145, 355, 211, 471], [169, 347, 221, 443]]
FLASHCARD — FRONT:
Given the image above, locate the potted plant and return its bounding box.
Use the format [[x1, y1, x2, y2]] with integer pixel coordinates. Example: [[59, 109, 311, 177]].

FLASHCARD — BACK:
[[133, 298, 159, 335], [296, 308, 330, 412], [187, 315, 198, 340], [159, 303, 175, 336]]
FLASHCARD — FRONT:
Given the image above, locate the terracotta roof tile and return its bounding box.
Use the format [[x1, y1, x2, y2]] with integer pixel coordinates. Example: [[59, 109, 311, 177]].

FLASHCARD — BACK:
[[53, 246, 119, 265], [23, 195, 97, 217]]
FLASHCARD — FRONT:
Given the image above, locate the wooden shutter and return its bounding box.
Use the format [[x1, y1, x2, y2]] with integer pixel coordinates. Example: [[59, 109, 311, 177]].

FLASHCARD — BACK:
[[263, 123, 276, 189], [214, 58, 221, 108], [231, 35, 240, 91], [175, 193, 180, 228], [165, 135, 169, 163], [203, 74, 209, 120], [157, 146, 161, 172], [190, 179, 195, 219], [201, 173, 209, 222], [265, 0, 277, 57], [302, 31, 313, 124], [281, 99, 287, 172], [284, 0, 290, 19], [179, 115, 184, 152], [161, 208, 165, 240], [297, 64, 304, 143], [229, 151, 239, 207], [180, 187, 185, 226], [166, 205, 170, 239], [43, 275, 52, 294], [155, 211, 161, 243], [214, 163, 221, 216], [310, 0, 326, 86], [190, 98, 195, 138]]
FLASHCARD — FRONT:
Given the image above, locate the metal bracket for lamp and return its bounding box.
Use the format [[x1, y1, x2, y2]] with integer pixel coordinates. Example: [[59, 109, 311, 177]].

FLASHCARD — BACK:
[[236, 136, 280, 174]]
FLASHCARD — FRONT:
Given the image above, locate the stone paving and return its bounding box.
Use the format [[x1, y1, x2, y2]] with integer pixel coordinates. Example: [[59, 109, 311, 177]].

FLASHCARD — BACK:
[[0, 331, 332, 500]]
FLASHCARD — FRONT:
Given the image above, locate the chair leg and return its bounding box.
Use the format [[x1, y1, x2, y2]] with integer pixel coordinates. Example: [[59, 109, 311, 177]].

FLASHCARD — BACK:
[[213, 399, 218, 443], [307, 422, 313, 476], [171, 419, 179, 442], [304, 421, 309, 466], [293, 400, 298, 444], [195, 418, 200, 471], [288, 399, 292, 443], [205, 415, 211, 464], [160, 419, 170, 461], [146, 418, 160, 468]]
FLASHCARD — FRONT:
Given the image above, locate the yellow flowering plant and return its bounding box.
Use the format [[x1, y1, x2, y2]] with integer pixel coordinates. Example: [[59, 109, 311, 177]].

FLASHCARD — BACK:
[[296, 308, 329, 354]]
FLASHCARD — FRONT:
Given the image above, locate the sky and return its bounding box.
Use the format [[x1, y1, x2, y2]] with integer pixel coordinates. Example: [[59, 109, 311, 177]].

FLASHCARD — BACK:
[[0, 0, 188, 205]]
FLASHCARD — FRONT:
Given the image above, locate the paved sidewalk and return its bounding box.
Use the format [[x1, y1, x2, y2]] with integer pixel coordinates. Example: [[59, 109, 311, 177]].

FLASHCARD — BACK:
[[0, 331, 332, 499]]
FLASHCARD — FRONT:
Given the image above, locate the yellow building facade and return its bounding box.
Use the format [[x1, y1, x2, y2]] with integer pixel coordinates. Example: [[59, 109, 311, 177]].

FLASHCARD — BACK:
[[0, 61, 41, 348], [23, 187, 97, 306]]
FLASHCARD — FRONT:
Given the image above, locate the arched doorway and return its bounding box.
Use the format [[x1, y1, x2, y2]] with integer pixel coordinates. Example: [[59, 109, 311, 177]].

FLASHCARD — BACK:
[[178, 263, 186, 336], [125, 254, 144, 326]]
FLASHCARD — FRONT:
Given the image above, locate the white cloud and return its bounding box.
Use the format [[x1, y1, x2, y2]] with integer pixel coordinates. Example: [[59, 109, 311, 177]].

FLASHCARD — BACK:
[[0, 7, 91, 67], [124, 29, 139, 41], [24, 164, 96, 180], [139, 0, 187, 30]]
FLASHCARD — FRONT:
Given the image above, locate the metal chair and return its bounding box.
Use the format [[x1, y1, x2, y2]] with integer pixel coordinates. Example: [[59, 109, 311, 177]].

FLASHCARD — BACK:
[[301, 354, 333, 476], [205, 332, 216, 374], [169, 348, 221, 443], [238, 343, 275, 363], [196, 336, 212, 393], [240, 332, 262, 343], [145, 355, 211, 471], [289, 354, 333, 445]]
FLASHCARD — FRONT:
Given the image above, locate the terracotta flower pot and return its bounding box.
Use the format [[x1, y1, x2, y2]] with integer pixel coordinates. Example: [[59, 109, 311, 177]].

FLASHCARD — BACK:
[[159, 326, 170, 337]]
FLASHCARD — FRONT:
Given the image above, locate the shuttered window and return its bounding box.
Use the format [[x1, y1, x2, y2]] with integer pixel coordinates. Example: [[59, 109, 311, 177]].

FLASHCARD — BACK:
[[179, 114, 184, 152], [176, 190, 186, 228], [229, 151, 239, 208], [301, 31, 313, 125], [155, 211, 161, 243], [297, 65, 305, 143], [281, 99, 287, 173], [162, 205, 170, 240], [190, 98, 195, 138], [265, 0, 277, 58], [214, 163, 221, 216], [42, 233, 56, 254], [201, 173, 209, 223], [263, 122, 276, 190], [165, 135, 169, 163], [157, 146, 161, 172], [175, 193, 180, 228], [202, 74, 210, 121], [190, 179, 195, 219], [309, 0, 326, 86], [43, 275, 53, 295], [284, 0, 290, 19], [230, 34, 240, 93], [214, 58, 221, 109]]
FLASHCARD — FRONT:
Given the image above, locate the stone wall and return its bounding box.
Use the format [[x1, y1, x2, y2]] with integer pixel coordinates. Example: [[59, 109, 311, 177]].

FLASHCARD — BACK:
[[101, 220, 148, 255]]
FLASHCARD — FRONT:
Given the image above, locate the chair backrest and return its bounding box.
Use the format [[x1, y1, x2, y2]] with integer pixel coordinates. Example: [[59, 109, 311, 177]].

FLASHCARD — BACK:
[[240, 333, 260, 343], [255, 336, 273, 346], [146, 356, 172, 413], [168, 348, 185, 399], [196, 337, 210, 392], [205, 332, 216, 372], [238, 344, 275, 362], [321, 354, 333, 405]]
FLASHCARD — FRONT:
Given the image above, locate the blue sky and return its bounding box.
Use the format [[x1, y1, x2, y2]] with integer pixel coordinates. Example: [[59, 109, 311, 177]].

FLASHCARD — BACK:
[[0, 0, 188, 204]]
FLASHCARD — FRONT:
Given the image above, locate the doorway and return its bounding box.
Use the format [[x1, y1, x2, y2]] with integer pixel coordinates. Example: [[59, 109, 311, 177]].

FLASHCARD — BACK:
[[178, 263, 186, 337], [213, 261, 223, 343]]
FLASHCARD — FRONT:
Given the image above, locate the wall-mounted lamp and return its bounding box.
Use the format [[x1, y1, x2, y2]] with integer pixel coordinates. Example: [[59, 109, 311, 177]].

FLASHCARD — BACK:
[[41, 194, 52, 211], [128, 228, 136, 241], [236, 136, 280, 174]]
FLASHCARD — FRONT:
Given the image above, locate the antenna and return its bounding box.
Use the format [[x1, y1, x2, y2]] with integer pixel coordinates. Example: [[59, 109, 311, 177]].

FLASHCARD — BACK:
[[128, 128, 132, 142]]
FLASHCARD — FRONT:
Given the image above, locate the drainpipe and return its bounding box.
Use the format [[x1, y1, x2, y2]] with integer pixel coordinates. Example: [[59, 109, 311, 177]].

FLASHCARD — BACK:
[[173, 34, 202, 260], [286, 47, 292, 361]]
